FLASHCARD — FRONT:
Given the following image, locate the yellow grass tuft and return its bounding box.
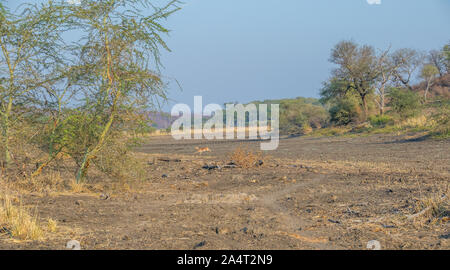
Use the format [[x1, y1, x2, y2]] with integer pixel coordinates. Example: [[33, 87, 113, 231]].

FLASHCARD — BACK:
[[0, 195, 43, 240], [69, 180, 86, 193], [47, 218, 57, 233]]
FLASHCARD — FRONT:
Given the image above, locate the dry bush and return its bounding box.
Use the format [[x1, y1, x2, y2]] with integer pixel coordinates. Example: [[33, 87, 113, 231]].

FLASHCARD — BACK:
[[11, 171, 66, 194], [94, 136, 146, 186], [300, 124, 313, 135], [395, 115, 435, 129], [0, 195, 43, 240], [228, 145, 264, 168]]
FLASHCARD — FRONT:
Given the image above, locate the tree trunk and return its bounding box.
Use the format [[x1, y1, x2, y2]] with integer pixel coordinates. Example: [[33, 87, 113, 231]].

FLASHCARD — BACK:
[[424, 81, 431, 102], [1, 98, 13, 167], [31, 148, 62, 178], [379, 99, 384, 115], [76, 151, 90, 183], [361, 95, 368, 121], [379, 85, 385, 116]]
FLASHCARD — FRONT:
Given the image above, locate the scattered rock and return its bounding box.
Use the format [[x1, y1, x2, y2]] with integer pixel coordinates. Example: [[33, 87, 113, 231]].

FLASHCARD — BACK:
[[366, 240, 381, 250], [193, 240, 206, 249], [215, 227, 229, 235], [100, 193, 110, 200], [158, 157, 181, 162], [202, 164, 220, 170], [327, 195, 338, 203], [223, 163, 238, 168], [66, 240, 81, 250], [346, 207, 360, 216]]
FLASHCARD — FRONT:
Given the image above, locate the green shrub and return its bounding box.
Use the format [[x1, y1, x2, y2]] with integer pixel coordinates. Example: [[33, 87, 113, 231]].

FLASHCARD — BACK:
[[278, 100, 329, 135], [329, 94, 361, 125], [369, 115, 394, 127], [388, 88, 422, 118], [430, 100, 450, 138]]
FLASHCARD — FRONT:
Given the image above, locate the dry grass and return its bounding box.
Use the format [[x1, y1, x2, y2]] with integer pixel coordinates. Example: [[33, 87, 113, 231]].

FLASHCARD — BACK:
[[412, 187, 449, 224], [69, 180, 87, 193], [13, 171, 65, 193], [309, 126, 352, 137], [395, 115, 435, 129], [47, 218, 58, 233], [229, 146, 264, 168], [0, 195, 43, 240]]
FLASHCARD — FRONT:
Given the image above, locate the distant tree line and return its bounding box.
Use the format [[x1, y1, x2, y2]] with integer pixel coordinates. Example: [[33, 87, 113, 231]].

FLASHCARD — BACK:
[[320, 40, 449, 126]]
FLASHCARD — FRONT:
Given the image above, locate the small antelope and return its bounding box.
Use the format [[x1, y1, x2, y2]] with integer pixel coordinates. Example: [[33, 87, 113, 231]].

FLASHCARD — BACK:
[[195, 147, 211, 154]]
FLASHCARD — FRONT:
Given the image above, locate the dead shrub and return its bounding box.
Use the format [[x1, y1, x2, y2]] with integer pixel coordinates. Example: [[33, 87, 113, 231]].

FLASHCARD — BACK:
[[93, 136, 146, 187], [228, 145, 264, 169]]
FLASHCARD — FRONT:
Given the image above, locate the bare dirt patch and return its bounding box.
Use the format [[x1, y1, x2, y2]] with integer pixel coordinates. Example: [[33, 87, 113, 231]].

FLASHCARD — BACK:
[[1, 134, 448, 249]]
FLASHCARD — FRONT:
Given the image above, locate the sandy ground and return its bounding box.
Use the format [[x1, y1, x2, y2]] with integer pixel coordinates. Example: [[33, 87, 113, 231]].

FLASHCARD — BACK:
[[1, 133, 449, 250]]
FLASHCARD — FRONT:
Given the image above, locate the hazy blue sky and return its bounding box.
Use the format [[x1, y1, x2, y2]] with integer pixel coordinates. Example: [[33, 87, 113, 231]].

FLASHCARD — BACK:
[[5, 0, 450, 109]]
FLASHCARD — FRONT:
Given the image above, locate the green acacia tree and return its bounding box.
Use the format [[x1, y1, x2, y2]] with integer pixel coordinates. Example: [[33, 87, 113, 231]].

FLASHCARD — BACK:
[[0, 2, 4, 17], [63, 0, 180, 182], [443, 43, 450, 73], [420, 64, 439, 102], [329, 41, 380, 121], [0, 1, 65, 168]]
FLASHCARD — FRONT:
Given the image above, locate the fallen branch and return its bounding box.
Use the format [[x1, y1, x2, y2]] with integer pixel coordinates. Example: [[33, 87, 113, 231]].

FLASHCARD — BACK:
[[157, 157, 181, 162], [406, 195, 447, 221]]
